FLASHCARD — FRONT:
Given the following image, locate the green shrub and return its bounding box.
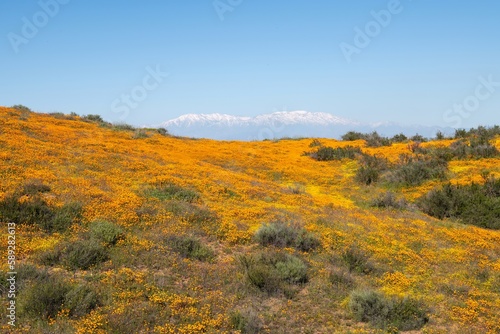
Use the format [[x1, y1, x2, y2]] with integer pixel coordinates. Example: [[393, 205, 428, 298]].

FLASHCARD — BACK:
[[229, 309, 263, 334], [64, 284, 100, 318], [341, 246, 373, 274], [20, 275, 99, 320], [410, 134, 427, 142], [42, 202, 83, 233], [156, 128, 169, 136], [329, 268, 355, 291], [254, 222, 320, 252], [364, 132, 391, 147], [16, 263, 49, 290], [90, 220, 124, 246], [340, 131, 391, 146], [132, 129, 150, 139], [418, 178, 500, 229], [355, 155, 388, 185], [295, 229, 322, 252], [12, 104, 32, 112], [82, 114, 105, 123], [447, 139, 499, 159], [387, 155, 447, 186], [342, 131, 365, 141], [0, 194, 54, 227], [112, 123, 136, 131], [146, 183, 200, 202], [63, 240, 109, 270], [371, 192, 407, 210], [0, 184, 83, 233], [308, 139, 322, 147], [435, 131, 446, 140], [22, 182, 51, 195], [349, 289, 429, 331], [391, 133, 408, 143], [166, 235, 215, 262], [307, 146, 362, 161], [38, 245, 64, 266], [240, 252, 308, 295], [21, 275, 70, 320]]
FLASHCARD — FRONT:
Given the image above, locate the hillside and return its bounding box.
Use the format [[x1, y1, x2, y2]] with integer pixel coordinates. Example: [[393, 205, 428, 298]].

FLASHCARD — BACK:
[[1, 106, 500, 333]]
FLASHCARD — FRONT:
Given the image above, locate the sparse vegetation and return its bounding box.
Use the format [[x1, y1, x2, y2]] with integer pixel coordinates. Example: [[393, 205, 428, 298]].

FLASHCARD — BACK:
[[371, 191, 408, 210], [387, 154, 448, 186], [89, 220, 124, 245], [166, 235, 215, 262], [349, 289, 429, 331], [240, 251, 308, 296], [19, 274, 100, 320], [145, 182, 200, 202], [306, 145, 362, 161], [355, 154, 388, 185], [254, 222, 320, 252], [0, 183, 83, 233]]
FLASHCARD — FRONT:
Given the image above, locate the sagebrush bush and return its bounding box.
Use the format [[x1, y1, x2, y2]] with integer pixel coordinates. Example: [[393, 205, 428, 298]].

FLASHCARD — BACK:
[[349, 289, 429, 331], [240, 251, 308, 295], [90, 220, 124, 246], [329, 268, 355, 291], [20, 275, 70, 320], [355, 155, 388, 185], [63, 240, 109, 270], [387, 155, 447, 186], [132, 129, 150, 139], [371, 192, 407, 210], [42, 202, 83, 233], [166, 235, 215, 262], [418, 178, 500, 229], [307, 145, 362, 161], [12, 104, 32, 112], [64, 283, 101, 318], [341, 131, 392, 147], [0, 183, 83, 233], [112, 123, 136, 131], [364, 132, 391, 147], [20, 274, 100, 320], [156, 127, 169, 136], [82, 114, 106, 124], [254, 222, 320, 251], [342, 131, 366, 141], [391, 133, 408, 143], [341, 246, 373, 274], [0, 194, 54, 227]]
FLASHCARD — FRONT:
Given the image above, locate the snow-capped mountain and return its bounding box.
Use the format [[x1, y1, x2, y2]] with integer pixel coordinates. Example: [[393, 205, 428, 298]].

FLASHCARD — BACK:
[[157, 111, 452, 140], [162, 111, 357, 128]]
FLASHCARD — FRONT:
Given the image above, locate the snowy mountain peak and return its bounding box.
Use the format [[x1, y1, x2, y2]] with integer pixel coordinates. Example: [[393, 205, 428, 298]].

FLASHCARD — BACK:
[[156, 111, 451, 140], [161, 111, 358, 128]]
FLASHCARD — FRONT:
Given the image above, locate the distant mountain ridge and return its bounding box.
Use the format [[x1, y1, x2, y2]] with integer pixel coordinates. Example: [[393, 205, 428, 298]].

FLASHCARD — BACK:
[[158, 111, 452, 140]]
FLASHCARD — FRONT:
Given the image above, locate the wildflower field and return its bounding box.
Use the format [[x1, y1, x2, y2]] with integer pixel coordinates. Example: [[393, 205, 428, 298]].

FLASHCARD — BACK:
[[1, 106, 499, 333]]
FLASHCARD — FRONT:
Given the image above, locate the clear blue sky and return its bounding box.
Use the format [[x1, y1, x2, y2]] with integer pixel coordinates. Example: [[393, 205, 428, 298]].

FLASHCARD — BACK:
[[1, 0, 499, 128]]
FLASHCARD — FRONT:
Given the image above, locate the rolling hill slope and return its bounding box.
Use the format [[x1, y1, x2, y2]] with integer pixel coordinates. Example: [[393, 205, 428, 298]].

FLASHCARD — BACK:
[[1, 106, 499, 333]]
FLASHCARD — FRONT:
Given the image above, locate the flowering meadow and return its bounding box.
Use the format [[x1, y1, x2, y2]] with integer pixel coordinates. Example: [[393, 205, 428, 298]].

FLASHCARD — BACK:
[[1, 106, 499, 333]]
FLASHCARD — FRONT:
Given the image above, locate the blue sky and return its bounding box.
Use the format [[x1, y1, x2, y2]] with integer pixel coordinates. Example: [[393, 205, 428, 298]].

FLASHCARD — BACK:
[[1, 0, 499, 128]]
